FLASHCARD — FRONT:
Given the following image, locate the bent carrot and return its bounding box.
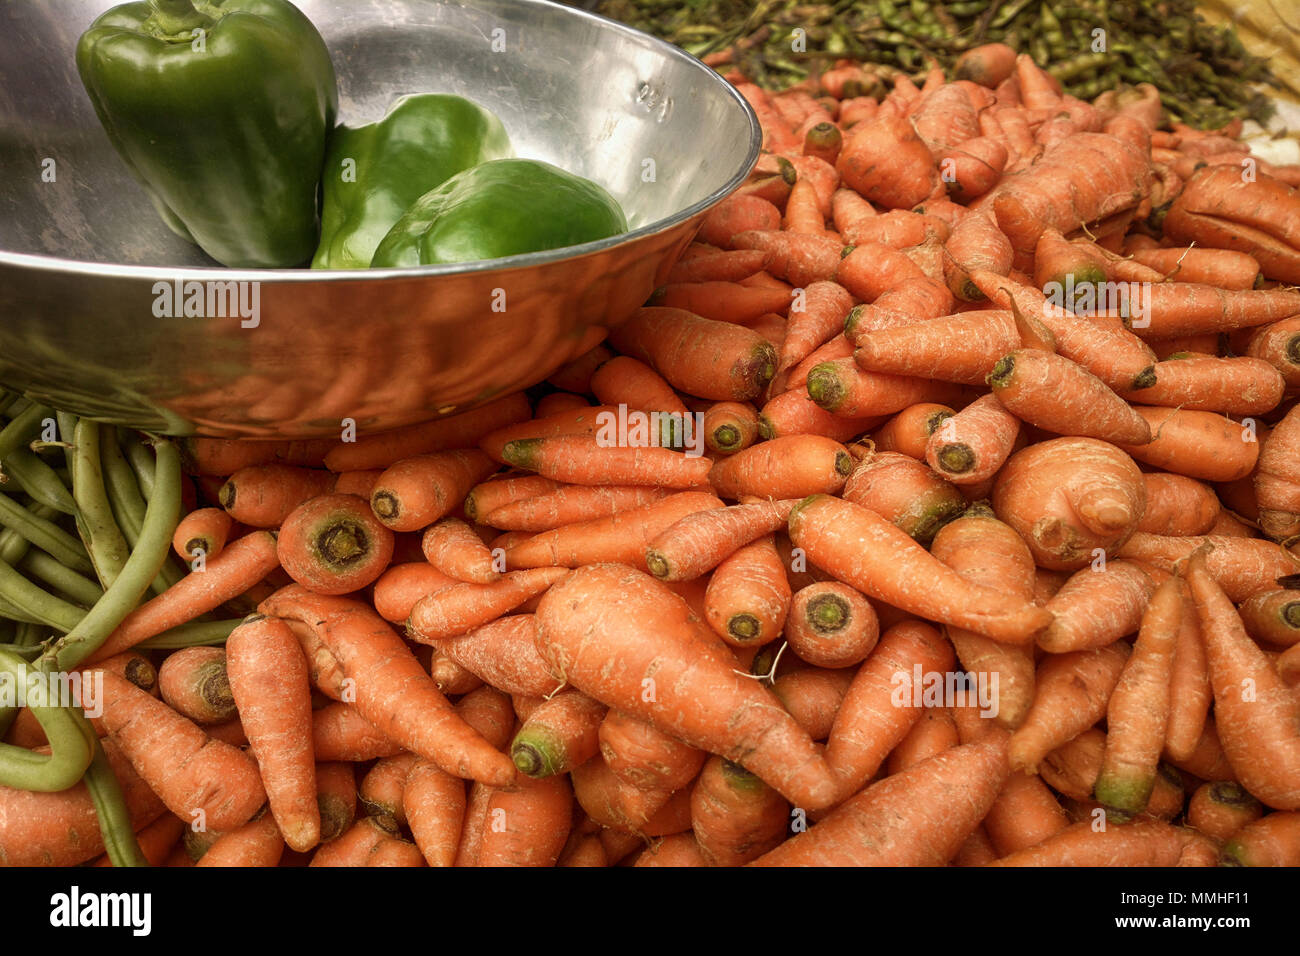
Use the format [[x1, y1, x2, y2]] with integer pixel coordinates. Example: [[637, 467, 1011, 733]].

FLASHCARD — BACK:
[[404, 760, 465, 867], [428, 614, 560, 698], [421, 517, 499, 584]]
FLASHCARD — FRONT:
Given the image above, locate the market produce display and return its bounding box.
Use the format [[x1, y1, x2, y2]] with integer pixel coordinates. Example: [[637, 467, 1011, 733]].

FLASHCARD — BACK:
[[4, 0, 1300, 869]]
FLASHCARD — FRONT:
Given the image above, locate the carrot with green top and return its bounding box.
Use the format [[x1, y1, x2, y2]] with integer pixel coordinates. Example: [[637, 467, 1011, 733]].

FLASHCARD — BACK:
[[157, 646, 236, 725], [1187, 550, 1300, 809], [708, 435, 853, 501], [1221, 811, 1300, 866], [691, 757, 788, 866], [536, 564, 839, 810], [260, 586, 516, 787], [784, 582, 878, 670], [752, 737, 1009, 866], [807, 359, 958, 418], [758, 389, 884, 443], [702, 402, 761, 456], [608, 307, 777, 402], [478, 405, 618, 464], [925, 394, 1019, 486], [1007, 642, 1131, 774], [502, 435, 712, 489], [277, 494, 394, 595], [88, 529, 281, 663], [645, 497, 799, 582], [703, 534, 791, 647], [510, 689, 606, 778], [1122, 355, 1284, 417], [988, 350, 1152, 445], [406, 567, 568, 642], [1094, 574, 1183, 816], [788, 495, 1051, 643], [841, 450, 965, 545], [369, 450, 495, 532]]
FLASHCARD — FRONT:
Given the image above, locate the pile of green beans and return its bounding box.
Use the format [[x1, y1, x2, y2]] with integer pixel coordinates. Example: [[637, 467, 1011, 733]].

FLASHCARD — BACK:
[[596, 0, 1278, 128], [0, 392, 227, 866]]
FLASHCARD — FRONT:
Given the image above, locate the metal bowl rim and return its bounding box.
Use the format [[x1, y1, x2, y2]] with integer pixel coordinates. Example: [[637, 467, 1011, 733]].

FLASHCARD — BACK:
[[0, 2, 761, 283]]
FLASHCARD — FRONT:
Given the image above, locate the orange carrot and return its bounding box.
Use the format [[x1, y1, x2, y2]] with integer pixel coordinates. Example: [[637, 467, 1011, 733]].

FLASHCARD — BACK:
[[311, 703, 400, 762], [217, 465, 336, 527], [690, 756, 788, 865], [954, 43, 1018, 88], [924, 394, 1019, 485], [475, 775, 573, 867], [172, 507, 232, 563], [536, 564, 840, 809], [420, 517, 499, 584], [708, 435, 852, 500], [1186, 781, 1263, 843], [701, 401, 761, 456], [404, 759, 465, 867], [884, 705, 959, 774], [666, 248, 770, 285], [502, 435, 711, 489], [1137, 473, 1221, 536], [226, 615, 318, 851], [823, 621, 956, 799], [807, 358, 959, 418], [854, 310, 1019, 385], [652, 281, 793, 326], [1246, 316, 1300, 387], [729, 229, 845, 288], [988, 350, 1151, 445], [758, 389, 884, 442], [502, 491, 723, 571], [371, 562, 458, 624], [1255, 403, 1300, 540], [944, 211, 1013, 301], [873, 403, 955, 460], [1038, 560, 1157, 654], [983, 773, 1070, 856], [1133, 247, 1261, 289], [478, 405, 618, 465], [156, 646, 235, 725], [193, 812, 284, 867], [310, 817, 424, 867], [428, 614, 560, 698], [369, 450, 496, 532], [752, 737, 1008, 866], [463, 475, 563, 523], [938, 136, 1009, 203], [1221, 811, 1300, 866], [598, 709, 707, 793], [992, 437, 1146, 571], [771, 667, 855, 740], [630, 833, 707, 867], [834, 242, 928, 302], [1007, 642, 1131, 774], [775, 280, 854, 383], [988, 820, 1216, 867], [92, 812, 185, 868], [783, 177, 827, 235], [785, 581, 879, 669], [1094, 574, 1183, 815], [277, 493, 394, 595], [645, 497, 799, 582], [260, 587, 516, 787], [788, 494, 1051, 642], [510, 689, 606, 778], [405, 567, 567, 642], [480, 484, 672, 532], [589, 355, 688, 416], [98, 670, 265, 832], [89, 530, 281, 662], [698, 192, 782, 248], [836, 111, 941, 210], [1240, 589, 1300, 647], [609, 307, 777, 402], [1187, 551, 1300, 809], [703, 534, 791, 646], [842, 449, 966, 544], [1123, 354, 1284, 417], [1118, 532, 1292, 603]]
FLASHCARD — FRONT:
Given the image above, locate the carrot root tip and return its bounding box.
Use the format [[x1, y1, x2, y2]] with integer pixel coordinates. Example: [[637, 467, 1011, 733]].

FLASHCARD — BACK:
[[316, 521, 370, 568], [371, 491, 400, 520], [727, 613, 763, 642], [987, 354, 1015, 388], [935, 443, 975, 475], [645, 551, 671, 580]]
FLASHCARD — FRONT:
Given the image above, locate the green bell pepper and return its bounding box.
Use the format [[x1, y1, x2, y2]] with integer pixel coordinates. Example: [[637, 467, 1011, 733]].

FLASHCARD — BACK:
[[76, 0, 337, 268], [312, 94, 514, 269], [371, 158, 628, 267]]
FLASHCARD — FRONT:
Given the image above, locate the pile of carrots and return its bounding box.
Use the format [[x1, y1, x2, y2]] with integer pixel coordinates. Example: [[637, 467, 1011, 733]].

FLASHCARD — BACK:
[[7, 44, 1300, 867]]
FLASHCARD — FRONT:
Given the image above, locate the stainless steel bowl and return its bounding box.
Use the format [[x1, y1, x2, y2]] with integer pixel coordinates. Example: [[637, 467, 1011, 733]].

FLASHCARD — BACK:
[[0, 0, 759, 437]]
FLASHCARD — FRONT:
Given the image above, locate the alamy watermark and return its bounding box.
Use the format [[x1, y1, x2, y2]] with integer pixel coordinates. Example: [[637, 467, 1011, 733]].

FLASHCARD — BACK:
[[594, 403, 706, 457], [152, 279, 260, 328], [0, 668, 102, 718], [891, 665, 1000, 718]]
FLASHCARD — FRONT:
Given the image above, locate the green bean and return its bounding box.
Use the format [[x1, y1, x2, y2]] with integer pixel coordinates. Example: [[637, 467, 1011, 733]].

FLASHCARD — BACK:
[[136, 618, 241, 650], [102, 429, 186, 597], [84, 737, 150, 867], [0, 493, 95, 576], [0, 651, 95, 791], [12, 621, 45, 647], [0, 558, 85, 632], [70, 420, 130, 590], [0, 624, 46, 740], [18, 550, 104, 608], [46, 440, 181, 672], [0, 447, 77, 515], [0, 404, 53, 464]]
